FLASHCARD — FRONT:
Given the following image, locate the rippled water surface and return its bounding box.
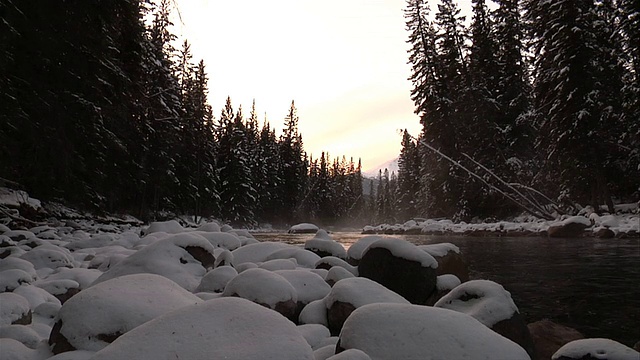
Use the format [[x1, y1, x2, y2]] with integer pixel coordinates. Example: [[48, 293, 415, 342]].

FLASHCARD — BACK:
[[253, 232, 640, 346]]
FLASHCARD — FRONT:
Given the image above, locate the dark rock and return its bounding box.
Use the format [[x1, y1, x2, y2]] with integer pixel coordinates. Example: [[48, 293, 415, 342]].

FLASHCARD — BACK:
[[548, 221, 589, 238], [184, 245, 216, 270], [492, 312, 535, 358], [49, 320, 76, 354], [359, 246, 437, 305], [595, 228, 616, 239], [527, 319, 584, 360], [327, 300, 357, 336], [12, 310, 32, 325], [55, 287, 81, 304]]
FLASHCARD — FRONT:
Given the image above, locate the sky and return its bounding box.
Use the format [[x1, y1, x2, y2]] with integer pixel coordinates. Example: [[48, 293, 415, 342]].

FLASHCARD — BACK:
[[170, 0, 472, 172]]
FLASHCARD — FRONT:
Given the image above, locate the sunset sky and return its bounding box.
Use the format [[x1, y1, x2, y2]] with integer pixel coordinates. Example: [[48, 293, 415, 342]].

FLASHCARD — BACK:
[[171, 0, 472, 171]]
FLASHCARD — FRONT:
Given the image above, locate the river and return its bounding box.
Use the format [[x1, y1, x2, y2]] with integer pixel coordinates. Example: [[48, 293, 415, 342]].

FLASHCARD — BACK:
[[252, 231, 640, 347]]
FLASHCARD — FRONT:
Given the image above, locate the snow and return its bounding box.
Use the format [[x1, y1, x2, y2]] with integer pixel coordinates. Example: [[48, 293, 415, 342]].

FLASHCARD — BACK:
[[91, 233, 216, 292], [419, 242, 460, 257], [140, 220, 184, 235], [265, 247, 321, 268], [89, 297, 314, 360], [315, 256, 357, 275], [347, 235, 385, 261], [196, 266, 238, 293], [325, 266, 355, 284], [274, 269, 331, 304], [0, 338, 37, 360], [55, 273, 201, 352], [0, 324, 42, 349], [561, 215, 592, 227], [299, 299, 328, 326], [363, 238, 438, 269], [552, 338, 639, 360], [314, 344, 338, 360], [13, 285, 61, 309], [0, 269, 34, 292], [20, 247, 75, 271], [305, 238, 347, 259], [259, 258, 297, 271], [434, 279, 519, 327], [222, 267, 297, 308], [190, 230, 241, 250], [195, 221, 221, 232], [328, 349, 371, 360], [297, 323, 331, 350], [338, 303, 530, 360], [436, 274, 461, 291], [0, 187, 42, 210], [231, 241, 291, 265], [289, 223, 319, 233], [324, 277, 409, 309], [0, 292, 31, 325]]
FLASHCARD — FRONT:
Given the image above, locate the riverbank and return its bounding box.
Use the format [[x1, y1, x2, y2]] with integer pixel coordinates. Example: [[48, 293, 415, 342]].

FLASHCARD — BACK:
[[362, 208, 639, 239]]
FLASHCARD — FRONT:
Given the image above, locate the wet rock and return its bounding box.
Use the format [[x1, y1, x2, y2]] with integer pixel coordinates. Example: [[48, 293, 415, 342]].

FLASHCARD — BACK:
[[595, 228, 616, 239], [548, 216, 590, 238], [527, 319, 584, 360]]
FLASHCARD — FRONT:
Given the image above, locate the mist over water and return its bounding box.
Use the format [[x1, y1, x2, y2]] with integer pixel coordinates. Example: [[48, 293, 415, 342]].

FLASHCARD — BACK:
[[253, 232, 640, 346]]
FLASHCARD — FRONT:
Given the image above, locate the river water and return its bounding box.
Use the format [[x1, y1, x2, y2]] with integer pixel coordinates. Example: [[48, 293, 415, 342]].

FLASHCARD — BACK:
[[252, 231, 640, 347]]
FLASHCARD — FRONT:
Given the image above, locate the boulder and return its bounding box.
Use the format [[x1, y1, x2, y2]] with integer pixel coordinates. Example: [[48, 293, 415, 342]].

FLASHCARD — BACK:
[[548, 216, 590, 238], [358, 238, 438, 304], [275, 270, 331, 322], [527, 319, 584, 360], [595, 227, 616, 239], [552, 338, 639, 360], [325, 277, 408, 336], [0, 293, 31, 326], [435, 279, 534, 358], [289, 223, 320, 234], [419, 243, 469, 282], [48, 274, 201, 354], [89, 297, 314, 360], [222, 268, 298, 322], [336, 303, 531, 360]]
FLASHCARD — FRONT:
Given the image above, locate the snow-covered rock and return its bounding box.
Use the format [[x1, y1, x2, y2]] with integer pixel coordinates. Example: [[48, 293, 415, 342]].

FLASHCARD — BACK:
[[196, 266, 238, 293], [91, 233, 216, 292], [0, 324, 43, 349], [222, 268, 298, 321], [49, 274, 201, 354], [265, 247, 321, 268], [0, 293, 31, 325], [325, 266, 355, 286], [88, 297, 314, 360], [358, 237, 438, 304], [289, 223, 319, 234], [346, 235, 385, 265], [315, 256, 357, 275], [552, 338, 639, 360], [435, 279, 533, 356], [419, 242, 469, 281], [231, 241, 291, 265], [140, 220, 184, 236], [325, 277, 409, 335], [297, 323, 331, 350], [305, 233, 347, 259], [337, 303, 531, 360]]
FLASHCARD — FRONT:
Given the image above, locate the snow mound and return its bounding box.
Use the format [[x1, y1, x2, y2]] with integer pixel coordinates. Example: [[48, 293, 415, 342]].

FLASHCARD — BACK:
[[347, 236, 385, 262], [325, 266, 355, 284], [338, 303, 530, 360], [52, 274, 201, 353], [190, 231, 241, 251], [299, 299, 328, 326], [275, 269, 331, 304], [419, 242, 460, 257], [92, 233, 216, 292], [0, 324, 42, 349], [20, 247, 74, 270], [0, 338, 37, 360], [315, 257, 357, 275], [231, 241, 291, 265], [561, 216, 591, 227], [552, 338, 639, 360], [328, 349, 371, 360], [141, 220, 184, 235], [289, 223, 319, 233], [297, 323, 331, 350], [89, 297, 314, 360], [0, 293, 31, 326], [0, 269, 34, 292], [305, 238, 347, 259], [196, 266, 238, 293], [259, 258, 297, 271], [265, 247, 321, 268], [13, 284, 61, 309], [325, 277, 408, 309], [195, 222, 221, 232], [222, 268, 297, 308], [434, 279, 519, 327]]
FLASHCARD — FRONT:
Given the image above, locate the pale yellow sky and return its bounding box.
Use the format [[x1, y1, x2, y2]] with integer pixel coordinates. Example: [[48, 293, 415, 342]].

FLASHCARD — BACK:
[[171, 0, 472, 171]]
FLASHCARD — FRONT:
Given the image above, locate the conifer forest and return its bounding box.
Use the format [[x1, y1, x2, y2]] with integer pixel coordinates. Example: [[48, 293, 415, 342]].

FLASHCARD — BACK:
[[1, 0, 638, 227]]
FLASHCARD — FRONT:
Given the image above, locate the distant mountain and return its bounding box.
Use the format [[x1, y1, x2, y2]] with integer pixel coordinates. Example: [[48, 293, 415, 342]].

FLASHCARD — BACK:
[[364, 157, 399, 178]]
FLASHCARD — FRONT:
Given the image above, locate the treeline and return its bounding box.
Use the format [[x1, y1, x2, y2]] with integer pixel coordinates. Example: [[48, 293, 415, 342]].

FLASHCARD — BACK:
[[398, 0, 639, 221], [0, 0, 365, 227]]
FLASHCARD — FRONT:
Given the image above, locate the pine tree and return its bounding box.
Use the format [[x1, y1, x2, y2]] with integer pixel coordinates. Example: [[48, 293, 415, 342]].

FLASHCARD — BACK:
[[255, 119, 282, 223], [396, 130, 420, 220], [278, 101, 308, 223], [525, 0, 624, 210]]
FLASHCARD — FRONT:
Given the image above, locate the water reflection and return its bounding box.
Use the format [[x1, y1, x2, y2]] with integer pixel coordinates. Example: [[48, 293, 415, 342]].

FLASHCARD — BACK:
[[253, 232, 640, 346]]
